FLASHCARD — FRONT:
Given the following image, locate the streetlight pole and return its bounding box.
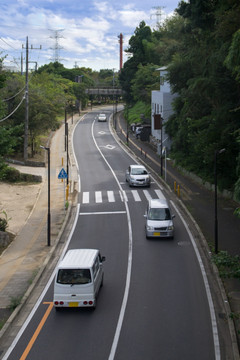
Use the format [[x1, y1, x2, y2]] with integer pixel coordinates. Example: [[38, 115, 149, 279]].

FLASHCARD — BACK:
[[64, 107, 67, 151], [214, 148, 225, 254], [66, 122, 69, 185], [112, 68, 116, 129], [40, 146, 51, 246], [160, 115, 163, 177]]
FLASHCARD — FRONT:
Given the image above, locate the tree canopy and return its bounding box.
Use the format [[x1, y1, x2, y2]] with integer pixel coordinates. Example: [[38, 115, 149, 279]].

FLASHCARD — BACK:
[[119, 1, 240, 198]]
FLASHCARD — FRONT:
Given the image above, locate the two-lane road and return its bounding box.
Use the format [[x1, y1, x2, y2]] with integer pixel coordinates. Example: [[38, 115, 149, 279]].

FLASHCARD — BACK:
[[3, 109, 219, 360]]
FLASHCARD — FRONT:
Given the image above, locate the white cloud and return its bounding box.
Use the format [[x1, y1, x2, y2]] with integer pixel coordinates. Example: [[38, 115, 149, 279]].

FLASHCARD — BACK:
[[0, 0, 179, 70]]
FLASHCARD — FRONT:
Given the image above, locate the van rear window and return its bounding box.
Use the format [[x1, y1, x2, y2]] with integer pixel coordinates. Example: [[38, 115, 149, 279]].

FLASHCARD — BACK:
[[57, 269, 91, 285]]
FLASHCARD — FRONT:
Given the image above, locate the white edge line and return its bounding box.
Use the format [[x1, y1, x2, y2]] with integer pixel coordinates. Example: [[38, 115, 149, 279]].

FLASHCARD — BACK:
[[2, 203, 80, 360], [170, 200, 220, 360], [2, 115, 88, 360]]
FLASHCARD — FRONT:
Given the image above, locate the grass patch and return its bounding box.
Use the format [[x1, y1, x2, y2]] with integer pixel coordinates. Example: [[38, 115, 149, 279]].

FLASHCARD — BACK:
[[8, 295, 23, 312], [211, 250, 240, 279]]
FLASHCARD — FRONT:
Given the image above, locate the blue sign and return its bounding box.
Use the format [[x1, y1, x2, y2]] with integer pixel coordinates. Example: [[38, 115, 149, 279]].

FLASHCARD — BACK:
[[58, 168, 68, 179]]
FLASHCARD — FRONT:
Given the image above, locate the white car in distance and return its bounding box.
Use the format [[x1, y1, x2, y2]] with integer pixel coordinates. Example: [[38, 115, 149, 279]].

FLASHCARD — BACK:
[[98, 113, 107, 122]]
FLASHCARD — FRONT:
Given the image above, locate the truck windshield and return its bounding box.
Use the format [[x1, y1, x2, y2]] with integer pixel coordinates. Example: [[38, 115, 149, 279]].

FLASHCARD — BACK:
[[57, 269, 91, 285]]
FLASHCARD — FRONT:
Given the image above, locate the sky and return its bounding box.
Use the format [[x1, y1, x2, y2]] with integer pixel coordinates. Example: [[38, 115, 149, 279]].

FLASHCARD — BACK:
[[0, 0, 181, 72]]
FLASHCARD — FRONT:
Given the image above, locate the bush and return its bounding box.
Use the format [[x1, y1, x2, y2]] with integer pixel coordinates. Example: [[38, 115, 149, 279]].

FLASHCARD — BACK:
[[5, 167, 21, 182], [0, 211, 10, 232], [0, 166, 42, 183]]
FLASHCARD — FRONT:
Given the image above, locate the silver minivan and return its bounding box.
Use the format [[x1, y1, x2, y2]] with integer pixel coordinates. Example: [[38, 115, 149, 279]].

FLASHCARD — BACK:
[[144, 199, 175, 239]]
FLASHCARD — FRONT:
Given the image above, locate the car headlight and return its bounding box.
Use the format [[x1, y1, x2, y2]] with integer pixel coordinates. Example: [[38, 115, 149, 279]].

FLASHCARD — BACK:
[[167, 226, 174, 231], [147, 225, 154, 231]]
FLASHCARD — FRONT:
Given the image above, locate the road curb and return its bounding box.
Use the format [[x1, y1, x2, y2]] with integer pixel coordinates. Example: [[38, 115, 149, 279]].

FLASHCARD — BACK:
[[0, 202, 72, 341]]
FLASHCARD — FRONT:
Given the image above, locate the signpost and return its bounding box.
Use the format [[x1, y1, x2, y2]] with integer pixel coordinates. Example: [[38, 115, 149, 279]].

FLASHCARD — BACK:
[[58, 168, 68, 209]]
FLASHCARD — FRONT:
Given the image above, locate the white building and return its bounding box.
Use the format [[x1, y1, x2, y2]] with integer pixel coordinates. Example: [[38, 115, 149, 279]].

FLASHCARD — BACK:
[[151, 66, 177, 152]]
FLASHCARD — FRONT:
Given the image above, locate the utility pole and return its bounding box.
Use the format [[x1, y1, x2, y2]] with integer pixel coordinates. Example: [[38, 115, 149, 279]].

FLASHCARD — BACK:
[[22, 37, 41, 162], [23, 36, 29, 162]]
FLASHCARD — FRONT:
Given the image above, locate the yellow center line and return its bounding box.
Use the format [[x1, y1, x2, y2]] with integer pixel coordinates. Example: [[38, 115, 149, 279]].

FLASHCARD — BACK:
[[20, 302, 54, 360]]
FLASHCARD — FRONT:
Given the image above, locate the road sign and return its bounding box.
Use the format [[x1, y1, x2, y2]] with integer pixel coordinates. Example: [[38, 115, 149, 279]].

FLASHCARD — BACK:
[[58, 168, 68, 179]]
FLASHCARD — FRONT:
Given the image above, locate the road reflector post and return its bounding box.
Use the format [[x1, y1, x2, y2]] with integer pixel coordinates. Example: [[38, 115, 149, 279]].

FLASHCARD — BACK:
[[66, 184, 69, 201], [174, 181, 177, 192], [177, 185, 180, 197]]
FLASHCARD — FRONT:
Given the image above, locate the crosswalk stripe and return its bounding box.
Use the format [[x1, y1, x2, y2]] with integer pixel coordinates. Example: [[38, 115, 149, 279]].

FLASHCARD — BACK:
[[143, 189, 152, 201], [119, 190, 128, 202], [82, 192, 89, 204], [95, 191, 102, 203], [107, 191, 115, 202], [81, 189, 165, 204], [131, 190, 141, 201], [154, 189, 165, 199]]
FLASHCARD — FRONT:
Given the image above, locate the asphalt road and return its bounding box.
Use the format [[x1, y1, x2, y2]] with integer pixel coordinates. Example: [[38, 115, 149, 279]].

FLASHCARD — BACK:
[[4, 109, 221, 359]]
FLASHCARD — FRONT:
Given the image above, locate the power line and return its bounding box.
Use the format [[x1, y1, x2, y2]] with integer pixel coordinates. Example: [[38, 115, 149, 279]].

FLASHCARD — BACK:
[[2, 85, 26, 102], [0, 37, 17, 50], [0, 95, 25, 123]]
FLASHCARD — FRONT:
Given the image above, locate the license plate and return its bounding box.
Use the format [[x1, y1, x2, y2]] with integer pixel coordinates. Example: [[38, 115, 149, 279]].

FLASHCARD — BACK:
[[153, 232, 160, 236], [69, 302, 78, 307]]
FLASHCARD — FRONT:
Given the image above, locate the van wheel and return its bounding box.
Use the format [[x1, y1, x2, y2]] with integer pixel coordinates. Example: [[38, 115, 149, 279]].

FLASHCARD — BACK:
[[100, 274, 104, 287]]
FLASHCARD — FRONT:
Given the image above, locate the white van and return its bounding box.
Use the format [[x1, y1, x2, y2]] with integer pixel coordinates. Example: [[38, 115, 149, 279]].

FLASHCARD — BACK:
[[53, 249, 105, 309]]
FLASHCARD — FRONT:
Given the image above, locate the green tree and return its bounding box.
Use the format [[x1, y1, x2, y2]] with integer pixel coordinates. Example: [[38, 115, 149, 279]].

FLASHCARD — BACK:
[[131, 64, 159, 103], [119, 21, 153, 103], [225, 29, 240, 83], [165, 0, 240, 191]]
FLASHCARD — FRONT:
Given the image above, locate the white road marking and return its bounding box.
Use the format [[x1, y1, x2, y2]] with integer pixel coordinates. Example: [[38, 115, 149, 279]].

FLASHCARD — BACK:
[[107, 190, 115, 202], [82, 192, 89, 203], [131, 190, 141, 202], [119, 190, 128, 202], [154, 189, 165, 199], [143, 189, 152, 201], [170, 200, 220, 360], [95, 191, 102, 203], [80, 211, 126, 215]]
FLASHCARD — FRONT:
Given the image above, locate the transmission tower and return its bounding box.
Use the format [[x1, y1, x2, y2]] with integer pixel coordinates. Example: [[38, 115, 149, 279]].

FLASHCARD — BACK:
[[49, 29, 64, 63], [151, 6, 166, 28]]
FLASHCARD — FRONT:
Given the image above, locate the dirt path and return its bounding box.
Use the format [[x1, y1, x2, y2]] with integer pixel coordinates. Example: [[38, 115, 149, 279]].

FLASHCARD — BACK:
[[0, 182, 43, 235]]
